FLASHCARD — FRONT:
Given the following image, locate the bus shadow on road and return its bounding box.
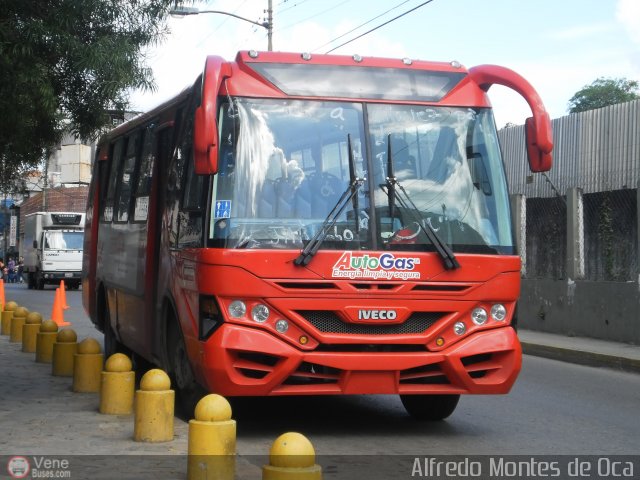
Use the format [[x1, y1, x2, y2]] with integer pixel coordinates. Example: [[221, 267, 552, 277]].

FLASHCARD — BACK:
[[228, 395, 463, 438]]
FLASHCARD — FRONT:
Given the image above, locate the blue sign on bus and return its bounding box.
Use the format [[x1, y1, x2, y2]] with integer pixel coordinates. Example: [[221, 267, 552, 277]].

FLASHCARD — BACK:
[[214, 200, 231, 219]]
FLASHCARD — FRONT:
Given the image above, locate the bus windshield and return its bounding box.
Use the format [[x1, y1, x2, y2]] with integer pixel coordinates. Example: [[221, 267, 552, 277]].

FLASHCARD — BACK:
[[209, 98, 514, 254]]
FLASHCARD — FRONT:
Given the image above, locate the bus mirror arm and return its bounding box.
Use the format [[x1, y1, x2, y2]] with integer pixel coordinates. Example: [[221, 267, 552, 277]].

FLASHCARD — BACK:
[[468, 65, 553, 173], [194, 56, 232, 175]]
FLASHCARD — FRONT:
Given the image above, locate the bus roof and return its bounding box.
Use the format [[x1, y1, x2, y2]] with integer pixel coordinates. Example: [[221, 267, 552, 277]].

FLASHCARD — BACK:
[[98, 50, 488, 149]]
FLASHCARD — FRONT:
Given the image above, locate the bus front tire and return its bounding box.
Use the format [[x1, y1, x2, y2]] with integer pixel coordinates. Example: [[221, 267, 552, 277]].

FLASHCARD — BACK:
[[103, 300, 128, 359], [167, 320, 205, 418], [400, 394, 460, 421]]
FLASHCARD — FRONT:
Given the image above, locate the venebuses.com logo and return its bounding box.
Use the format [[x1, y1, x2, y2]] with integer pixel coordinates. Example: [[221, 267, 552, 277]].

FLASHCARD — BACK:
[[7, 456, 71, 478]]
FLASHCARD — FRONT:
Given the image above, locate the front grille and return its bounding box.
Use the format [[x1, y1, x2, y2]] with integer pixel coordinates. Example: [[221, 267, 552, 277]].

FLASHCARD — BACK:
[[399, 363, 450, 385], [315, 344, 426, 352], [296, 310, 444, 335], [232, 351, 281, 380], [283, 362, 341, 385]]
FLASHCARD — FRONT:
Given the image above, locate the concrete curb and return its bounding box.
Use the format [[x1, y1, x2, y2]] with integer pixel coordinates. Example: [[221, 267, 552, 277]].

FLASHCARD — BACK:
[[521, 342, 640, 374]]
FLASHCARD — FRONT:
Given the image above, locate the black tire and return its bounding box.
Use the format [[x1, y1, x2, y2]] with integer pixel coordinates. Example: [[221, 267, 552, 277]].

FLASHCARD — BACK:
[[400, 394, 460, 421], [102, 300, 128, 359], [167, 318, 205, 418]]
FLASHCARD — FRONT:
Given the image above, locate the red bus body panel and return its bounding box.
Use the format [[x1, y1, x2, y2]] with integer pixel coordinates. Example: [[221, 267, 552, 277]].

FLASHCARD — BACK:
[[172, 249, 522, 396]]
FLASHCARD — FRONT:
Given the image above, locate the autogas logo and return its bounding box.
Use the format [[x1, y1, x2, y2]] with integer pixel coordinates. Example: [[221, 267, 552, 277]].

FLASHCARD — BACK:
[[332, 252, 421, 280]]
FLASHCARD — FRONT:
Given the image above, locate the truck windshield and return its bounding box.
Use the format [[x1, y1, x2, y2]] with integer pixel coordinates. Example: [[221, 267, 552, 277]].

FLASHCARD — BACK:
[[44, 231, 84, 250], [208, 98, 514, 254]]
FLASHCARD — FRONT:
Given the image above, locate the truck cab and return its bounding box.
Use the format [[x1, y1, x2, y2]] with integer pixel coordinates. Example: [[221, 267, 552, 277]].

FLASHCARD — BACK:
[[23, 212, 85, 290]]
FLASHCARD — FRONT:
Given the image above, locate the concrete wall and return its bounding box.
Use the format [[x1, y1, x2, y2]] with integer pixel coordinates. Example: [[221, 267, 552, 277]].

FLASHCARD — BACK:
[[519, 279, 640, 344]]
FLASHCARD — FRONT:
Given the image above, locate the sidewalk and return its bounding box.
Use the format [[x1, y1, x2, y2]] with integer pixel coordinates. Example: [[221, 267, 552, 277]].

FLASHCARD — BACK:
[[519, 329, 640, 373]]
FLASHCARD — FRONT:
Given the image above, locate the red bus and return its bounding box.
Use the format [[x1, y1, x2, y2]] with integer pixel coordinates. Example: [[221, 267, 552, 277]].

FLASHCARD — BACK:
[[83, 51, 552, 419]]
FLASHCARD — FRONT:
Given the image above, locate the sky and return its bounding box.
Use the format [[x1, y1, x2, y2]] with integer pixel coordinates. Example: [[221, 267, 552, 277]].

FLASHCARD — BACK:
[[130, 0, 640, 128]]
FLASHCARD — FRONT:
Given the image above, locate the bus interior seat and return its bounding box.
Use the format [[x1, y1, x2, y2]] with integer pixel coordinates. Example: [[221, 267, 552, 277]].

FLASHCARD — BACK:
[[295, 172, 344, 218], [391, 137, 417, 178]]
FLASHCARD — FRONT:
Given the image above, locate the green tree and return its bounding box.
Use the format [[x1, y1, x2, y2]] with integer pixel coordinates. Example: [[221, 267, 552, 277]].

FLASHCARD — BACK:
[[0, 0, 176, 191], [568, 77, 640, 114]]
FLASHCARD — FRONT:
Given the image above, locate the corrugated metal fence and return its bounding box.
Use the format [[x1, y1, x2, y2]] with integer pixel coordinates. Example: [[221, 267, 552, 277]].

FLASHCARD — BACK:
[[499, 99, 640, 197], [498, 99, 639, 281]]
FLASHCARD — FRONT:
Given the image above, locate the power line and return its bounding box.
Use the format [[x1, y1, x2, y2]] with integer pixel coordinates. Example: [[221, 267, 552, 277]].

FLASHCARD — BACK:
[[313, 0, 414, 52], [276, 0, 352, 32], [325, 0, 435, 54], [278, 0, 312, 15]]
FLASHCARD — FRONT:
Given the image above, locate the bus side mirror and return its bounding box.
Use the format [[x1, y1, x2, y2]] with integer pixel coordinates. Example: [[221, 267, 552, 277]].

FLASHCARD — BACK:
[[525, 117, 552, 172], [468, 65, 553, 173], [193, 56, 231, 175]]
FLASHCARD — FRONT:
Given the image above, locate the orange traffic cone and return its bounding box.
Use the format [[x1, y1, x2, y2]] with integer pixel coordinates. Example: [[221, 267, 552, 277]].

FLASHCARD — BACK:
[[59, 280, 69, 310], [51, 288, 71, 327], [0, 278, 5, 311]]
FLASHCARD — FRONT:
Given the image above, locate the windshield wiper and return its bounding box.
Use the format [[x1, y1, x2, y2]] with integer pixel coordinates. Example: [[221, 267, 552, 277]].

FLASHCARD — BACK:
[[294, 134, 364, 266], [383, 135, 460, 270]]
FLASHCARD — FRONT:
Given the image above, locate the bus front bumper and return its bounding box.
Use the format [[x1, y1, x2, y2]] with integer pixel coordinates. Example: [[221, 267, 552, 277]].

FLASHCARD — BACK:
[[200, 325, 521, 396]]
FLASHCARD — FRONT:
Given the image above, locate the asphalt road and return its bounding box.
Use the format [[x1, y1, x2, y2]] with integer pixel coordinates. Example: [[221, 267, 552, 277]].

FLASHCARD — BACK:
[[1, 282, 638, 478]]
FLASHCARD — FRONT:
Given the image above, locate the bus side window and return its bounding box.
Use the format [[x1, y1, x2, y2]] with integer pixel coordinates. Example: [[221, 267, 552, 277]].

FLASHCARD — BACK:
[[115, 131, 141, 223], [102, 139, 125, 222], [177, 115, 205, 249], [133, 124, 156, 222]]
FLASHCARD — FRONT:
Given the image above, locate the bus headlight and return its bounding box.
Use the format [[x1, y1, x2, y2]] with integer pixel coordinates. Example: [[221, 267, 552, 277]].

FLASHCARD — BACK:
[[251, 304, 270, 323], [453, 321, 466, 336], [228, 300, 246, 318], [491, 304, 507, 321], [275, 319, 289, 333], [471, 307, 488, 325]]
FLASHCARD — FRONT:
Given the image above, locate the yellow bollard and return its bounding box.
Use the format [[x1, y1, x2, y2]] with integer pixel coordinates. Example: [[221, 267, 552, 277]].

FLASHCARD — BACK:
[[134, 369, 175, 442], [187, 394, 236, 480], [72, 338, 104, 393], [9, 306, 29, 343], [262, 432, 322, 480], [1, 301, 18, 336], [21, 312, 43, 353], [100, 353, 135, 415], [36, 320, 59, 363], [52, 328, 78, 376]]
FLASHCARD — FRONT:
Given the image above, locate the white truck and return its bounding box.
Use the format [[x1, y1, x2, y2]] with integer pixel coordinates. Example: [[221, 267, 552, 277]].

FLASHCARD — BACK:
[[23, 212, 85, 290]]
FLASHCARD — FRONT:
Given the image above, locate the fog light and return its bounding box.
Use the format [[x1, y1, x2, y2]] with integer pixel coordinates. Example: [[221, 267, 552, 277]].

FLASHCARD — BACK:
[[453, 322, 466, 336], [228, 300, 246, 318], [251, 304, 269, 323], [275, 319, 289, 333], [491, 304, 507, 321], [471, 307, 488, 325]]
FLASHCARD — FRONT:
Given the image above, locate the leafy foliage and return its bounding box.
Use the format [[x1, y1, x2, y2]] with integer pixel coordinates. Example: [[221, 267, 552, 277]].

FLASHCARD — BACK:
[[0, 0, 175, 192], [568, 77, 640, 114]]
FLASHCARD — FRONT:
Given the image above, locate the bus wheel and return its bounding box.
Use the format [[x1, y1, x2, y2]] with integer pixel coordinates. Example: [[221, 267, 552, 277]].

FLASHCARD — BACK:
[[400, 394, 460, 421], [103, 302, 127, 359], [167, 320, 205, 418]]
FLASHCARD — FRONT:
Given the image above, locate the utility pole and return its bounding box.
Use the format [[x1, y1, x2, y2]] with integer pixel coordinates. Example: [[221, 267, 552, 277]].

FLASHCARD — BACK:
[[267, 0, 273, 51], [42, 153, 48, 211]]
